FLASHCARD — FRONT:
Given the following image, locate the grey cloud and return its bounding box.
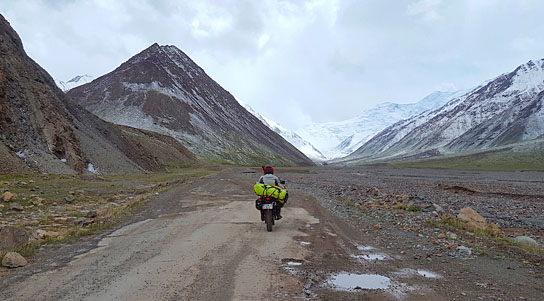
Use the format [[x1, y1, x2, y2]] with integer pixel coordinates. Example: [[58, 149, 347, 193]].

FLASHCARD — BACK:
[[2, 0, 544, 130]]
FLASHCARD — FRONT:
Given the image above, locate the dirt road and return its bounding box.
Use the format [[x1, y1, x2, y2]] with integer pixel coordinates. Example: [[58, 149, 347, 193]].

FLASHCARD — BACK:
[[1, 167, 542, 300]]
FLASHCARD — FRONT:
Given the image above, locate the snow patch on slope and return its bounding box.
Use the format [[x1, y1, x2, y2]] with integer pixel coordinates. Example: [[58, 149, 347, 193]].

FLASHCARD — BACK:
[[56, 75, 94, 92], [243, 104, 326, 161]]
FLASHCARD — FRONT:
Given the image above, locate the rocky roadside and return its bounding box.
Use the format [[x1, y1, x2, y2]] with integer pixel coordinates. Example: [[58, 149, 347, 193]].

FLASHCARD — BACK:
[[282, 167, 544, 295], [0, 167, 218, 270], [285, 167, 544, 244]]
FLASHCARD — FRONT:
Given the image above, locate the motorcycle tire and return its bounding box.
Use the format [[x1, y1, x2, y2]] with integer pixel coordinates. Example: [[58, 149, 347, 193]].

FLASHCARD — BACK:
[[265, 211, 273, 232]]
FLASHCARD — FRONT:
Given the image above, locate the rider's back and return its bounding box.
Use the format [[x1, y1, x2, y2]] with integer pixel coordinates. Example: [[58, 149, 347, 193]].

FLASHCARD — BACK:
[[259, 174, 279, 186]]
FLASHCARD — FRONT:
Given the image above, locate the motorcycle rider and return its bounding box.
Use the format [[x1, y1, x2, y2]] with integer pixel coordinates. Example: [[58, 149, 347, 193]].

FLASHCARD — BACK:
[[257, 165, 285, 219]]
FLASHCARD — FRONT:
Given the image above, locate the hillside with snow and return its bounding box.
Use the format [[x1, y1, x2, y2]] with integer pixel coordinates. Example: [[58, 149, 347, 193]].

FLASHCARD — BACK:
[[67, 44, 313, 166], [243, 105, 326, 161], [340, 59, 544, 163], [296, 91, 460, 159]]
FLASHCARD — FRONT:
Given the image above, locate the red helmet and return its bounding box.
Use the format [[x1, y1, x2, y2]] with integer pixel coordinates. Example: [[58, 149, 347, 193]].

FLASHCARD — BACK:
[[262, 165, 274, 174]]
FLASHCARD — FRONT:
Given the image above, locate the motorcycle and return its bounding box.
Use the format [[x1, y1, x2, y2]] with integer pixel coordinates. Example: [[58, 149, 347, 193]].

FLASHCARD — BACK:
[[255, 180, 286, 232]]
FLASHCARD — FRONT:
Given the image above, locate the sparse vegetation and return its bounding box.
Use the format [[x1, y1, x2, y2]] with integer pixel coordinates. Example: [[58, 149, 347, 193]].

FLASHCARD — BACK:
[[429, 217, 544, 256], [387, 149, 544, 171], [1, 166, 222, 257]]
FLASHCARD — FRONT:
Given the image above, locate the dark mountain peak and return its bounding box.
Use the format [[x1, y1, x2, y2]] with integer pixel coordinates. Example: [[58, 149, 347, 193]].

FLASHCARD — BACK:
[[68, 43, 313, 166], [0, 14, 196, 173]]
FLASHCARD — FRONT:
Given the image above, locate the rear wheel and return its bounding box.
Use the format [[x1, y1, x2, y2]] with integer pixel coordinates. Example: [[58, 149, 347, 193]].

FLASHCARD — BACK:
[[265, 211, 273, 232]]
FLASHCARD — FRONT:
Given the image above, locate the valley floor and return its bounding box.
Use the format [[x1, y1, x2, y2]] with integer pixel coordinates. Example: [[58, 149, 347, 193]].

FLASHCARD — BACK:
[[1, 167, 543, 300]]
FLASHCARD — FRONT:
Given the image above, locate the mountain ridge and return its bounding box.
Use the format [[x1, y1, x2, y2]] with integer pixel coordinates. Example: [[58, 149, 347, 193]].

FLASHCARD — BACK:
[[67, 43, 314, 166], [295, 90, 460, 159], [341, 58, 544, 163], [0, 14, 197, 174]]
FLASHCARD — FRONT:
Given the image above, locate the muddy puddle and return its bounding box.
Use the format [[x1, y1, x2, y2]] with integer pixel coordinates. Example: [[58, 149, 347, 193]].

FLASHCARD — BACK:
[[356, 245, 375, 251], [351, 253, 387, 260], [328, 273, 391, 290], [417, 269, 441, 278], [281, 258, 304, 266], [394, 268, 442, 279]]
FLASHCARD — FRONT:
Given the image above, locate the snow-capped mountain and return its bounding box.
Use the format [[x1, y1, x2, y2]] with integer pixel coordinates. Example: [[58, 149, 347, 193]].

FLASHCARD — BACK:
[[243, 105, 326, 161], [67, 43, 313, 166], [56, 74, 94, 92], [296, 91, 460, 159], [342, 58, 544, 163]]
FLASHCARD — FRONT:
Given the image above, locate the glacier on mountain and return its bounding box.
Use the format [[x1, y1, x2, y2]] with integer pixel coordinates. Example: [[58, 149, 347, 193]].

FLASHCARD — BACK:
[[295, 91, 461, 159], [56, 74, 94, 92]]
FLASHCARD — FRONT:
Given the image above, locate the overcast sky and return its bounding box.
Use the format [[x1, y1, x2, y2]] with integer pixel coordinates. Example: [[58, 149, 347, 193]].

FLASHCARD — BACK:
[[2, 0, 544, 130]]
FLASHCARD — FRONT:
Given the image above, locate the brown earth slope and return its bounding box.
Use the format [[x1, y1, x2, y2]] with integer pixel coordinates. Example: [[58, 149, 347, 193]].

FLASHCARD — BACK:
[[0, 14, 196, 174]]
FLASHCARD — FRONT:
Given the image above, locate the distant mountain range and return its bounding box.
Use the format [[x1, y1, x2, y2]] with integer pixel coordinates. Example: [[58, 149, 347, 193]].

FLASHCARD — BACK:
[[242, 105, 326, 161], [67, 43, 313, 166], [340, 58, 544, 164], [0, 14, 196, 174], [56, 74, 94, 92], [295, 91, 460, 159]]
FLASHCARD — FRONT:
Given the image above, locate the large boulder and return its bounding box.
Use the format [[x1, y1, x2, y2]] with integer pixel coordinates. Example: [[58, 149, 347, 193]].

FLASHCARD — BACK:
[[1, 191, 14, 202], [458, 207, 486, 229], [513, 236, 540, 248], [2, 251, 27, 268], [9, 202, 24, 211], [457, 207, 500, 235], [0, 226, 30, 251]]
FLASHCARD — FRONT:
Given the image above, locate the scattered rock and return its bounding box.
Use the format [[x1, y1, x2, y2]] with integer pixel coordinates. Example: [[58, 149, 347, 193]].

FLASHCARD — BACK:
[[30, 198, 44, 206], [74, 218, 94, 227], [457, 207, 500, 235], [513, 236, 539, 248], [9, 202, 24, 211], [1, 191, 15, 202], [50, 205, 66, 212], [73, 217, 86, 225], [86, 210, 98, 218], [458, 207, 486, 229], [33, 229, 61, 240], [2, 252, 27, 268], [446, 232, 457, 240], [368, 187, 380, 196], [452, 246, 473, 257], [0, 226, 31, 250], [519, 217, 544, 228], [63, 195, 75, 204]]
